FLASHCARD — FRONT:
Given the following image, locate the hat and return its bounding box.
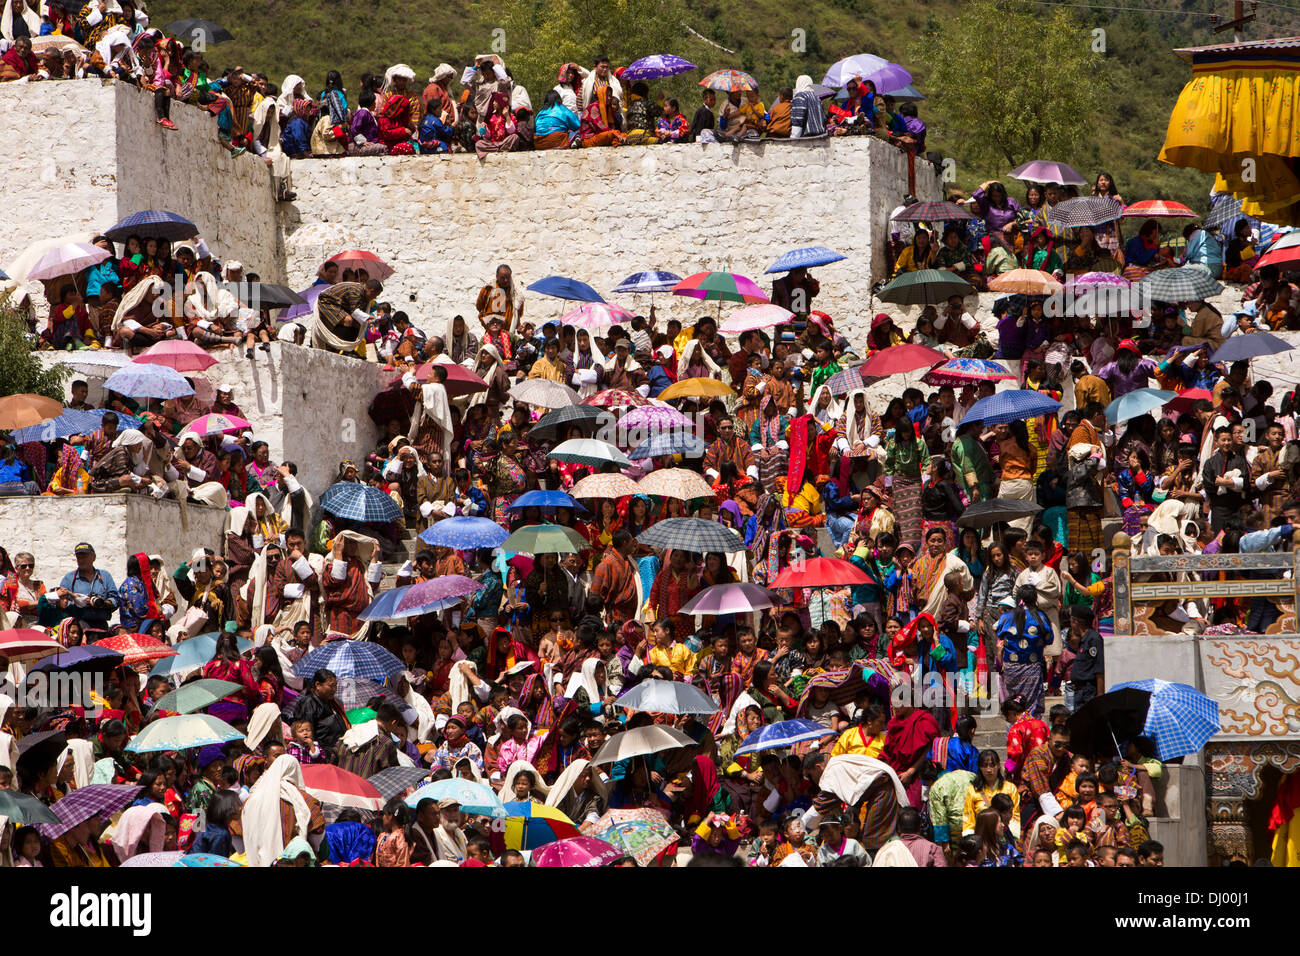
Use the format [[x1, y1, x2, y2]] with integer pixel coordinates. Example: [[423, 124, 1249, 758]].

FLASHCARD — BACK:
[[656, 345, 674, 359], [433, 62, 456, 84], [216, 383, 234, 393], [998, 594, 1016, 608], [74, 542, 94, 555], [1117, 338, 1140, 354], [613, 338, 630, 349], [437, 797, 461, 810], [197, 745, 226, 770]]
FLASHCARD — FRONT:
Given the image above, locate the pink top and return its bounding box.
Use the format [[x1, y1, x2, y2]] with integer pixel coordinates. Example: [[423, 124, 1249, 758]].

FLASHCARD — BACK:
[[496, 735, 542, 775]]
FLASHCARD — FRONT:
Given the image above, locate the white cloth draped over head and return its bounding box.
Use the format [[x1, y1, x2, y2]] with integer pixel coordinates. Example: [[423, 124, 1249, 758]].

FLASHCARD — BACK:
[[510, 83, 532, 114], [794, 75, 814, 93], [809, 384, 843, 426], [0, 693, 17, 771], [251, 95, 290, 181], [225, 504, 252, 537], [448, 660, 477, 713], [469, 343, 504, 409], [544, 757, 608, 812], [445, 316, 477, 366], [1141, 497, 1200, 555], [572, 331, 607, 399], [392, 444, 426, 478], [245, 700, 286, 751], [242, 753, 311, 867], [563, 657, 603, 704], [382, 63, 415, 92], [677, 338, 722, 380], [1, 0, 40, 41], [186, 271, 239, 322], [488, 705, 527, 746], [818, 754, 910, 808], [409, 382, 453, 475], [58, 738, 95, 789], [843, 388, 877, 449], [276, 74, 306, 117], [111, 274, 169, 334], [109, 803, 167, 861], [1023, 814, 1060, 858], [498, 759, 550, 799]]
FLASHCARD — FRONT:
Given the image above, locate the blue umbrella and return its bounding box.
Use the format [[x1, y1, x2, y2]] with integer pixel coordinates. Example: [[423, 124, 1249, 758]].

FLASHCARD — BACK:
[[735, 718, 834, 756], [962, 389, 1060, 427], [30, 644, 123, 674], [321, 482, 402, 523], [418, 516, 510, 549], [103, 364, 194, 399], [505, 489, 581, 511], [104, 210, 198, 242], [357, 586, 412, 622], [1105, 387, 1177, 425], [611, 270, 682, 294], [293, 640, 404, 682], [526, 276, 605, 303], [764, 246, 847, 274], [148, 633, 254, 679], [175, 853, 244, 867], [1108, 679, 1220, 760], [405, 778, 507, 817], [9, 408, 140, 444], [621, 54, 696, 81], [1210, 331, 1294, 364], [0, 267, 8, 280], [629, 431, 707, 459]]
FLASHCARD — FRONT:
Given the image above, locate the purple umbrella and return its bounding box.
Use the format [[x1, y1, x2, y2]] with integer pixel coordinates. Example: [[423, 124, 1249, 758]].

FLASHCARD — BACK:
[[37, 784, 143, 839], [822, 54, 911, 91], [679, 582, 777, 615], [282, 284, 324, 321], [1064, 272, 1131, 289], [622, 54, 696, 81], [393, 575, 484, 615], [620, 405, 694, 431], [1007, 160, 1087, 186]]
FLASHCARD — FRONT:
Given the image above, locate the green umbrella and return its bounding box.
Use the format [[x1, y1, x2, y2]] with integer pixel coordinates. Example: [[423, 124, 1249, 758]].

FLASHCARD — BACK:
[[0, 790, 61, 825], [150, 679, 244, 715], [501, 524, 589, 554], [876, 269, 974, 306], [347, 706, 377, 724]]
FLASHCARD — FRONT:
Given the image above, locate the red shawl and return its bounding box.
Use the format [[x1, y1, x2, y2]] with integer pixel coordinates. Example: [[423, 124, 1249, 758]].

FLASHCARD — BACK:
[[787, 414, 811, 493], [132, 552, 161, 623]]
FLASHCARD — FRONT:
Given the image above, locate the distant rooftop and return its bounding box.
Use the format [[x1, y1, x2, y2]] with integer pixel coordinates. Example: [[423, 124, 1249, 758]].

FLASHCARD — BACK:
[[1174, 36, 1300, 63]]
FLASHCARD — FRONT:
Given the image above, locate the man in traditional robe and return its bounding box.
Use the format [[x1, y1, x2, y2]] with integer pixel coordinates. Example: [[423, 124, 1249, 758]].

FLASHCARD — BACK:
[[702, 416, 756, 483], [590, 530, 639, 624], [322, 533, 382, 638]]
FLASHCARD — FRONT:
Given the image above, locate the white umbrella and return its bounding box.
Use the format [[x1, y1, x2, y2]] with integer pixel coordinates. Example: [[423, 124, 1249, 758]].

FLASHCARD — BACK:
[[615, 678, 720, 715], [589, 724, 697, 765], [509, 379, 579, 409], [26, 242, 111, 282], [549, 438, 631, 468]]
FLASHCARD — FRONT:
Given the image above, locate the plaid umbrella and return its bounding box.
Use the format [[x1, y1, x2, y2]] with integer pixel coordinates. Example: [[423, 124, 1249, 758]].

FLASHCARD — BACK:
[[892, 201, 975, 222], [636, 467, 714, 500], [628, 431, 706, 460], [406, 778, 505, 817], [0, 790, 60, 825], [1121, 200, 1197, 220], [326, 249, 394, 280], [1136, 266, 1224, 302], [103, 364, 195, 400], [125, 714, 244, 753], [104, 209, 198, 242], [581, 809, 679, 866], [368, 766, 431, 802], [824, 365, 870, 397], [93, 633, 177, 666], [623, 54, 696, 80], [765, 246, 847, 273], [320, 482, 402, 523], [37, 784, 142, 839], [529, 404, 609, 442], [1210, 330, 1294, 363], [9, 407, 140, 444], [150, 679, 243, 714], [699, 69, 758, 92], [418, 515, 510, 549], [611, 270, 682, 293], [294, 640, 404, 682], [394, 575, 483, 615], [583, 389, 656, 408], [570, 473, 641, 498], [1045, 196, 1123, 228], [335, 676, 388, 711], [1202, 194, 1243, 232], [509, 378, 579, 409], [549, 438, 631, 468], [502, 524, 589, 555], [922, 357, 1016, 386], [876, 269, 973, 306], [637, 517, 744, 552], [963, 389, 1061, 426]]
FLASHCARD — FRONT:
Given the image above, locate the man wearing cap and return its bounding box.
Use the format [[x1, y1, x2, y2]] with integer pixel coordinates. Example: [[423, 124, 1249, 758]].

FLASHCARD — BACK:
[[602, 337, 645, 391], [55, 543, 119, 630]]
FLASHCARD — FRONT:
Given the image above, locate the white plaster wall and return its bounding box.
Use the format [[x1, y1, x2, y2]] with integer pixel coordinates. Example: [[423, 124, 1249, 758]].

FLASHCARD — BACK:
[[283, 136, 941, 345], [0, 79, 118, 272]]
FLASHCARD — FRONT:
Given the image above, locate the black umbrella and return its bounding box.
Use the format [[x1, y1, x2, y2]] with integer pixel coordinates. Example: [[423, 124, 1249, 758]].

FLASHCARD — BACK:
[[164, 18, 234, 45], [957, 497, 1044, 529], [251, 283, 307, 309], [29, 644, 124, 675], [1066, 687, 1149, 760], [15, 729, 67, 775], [367, 382, 415, 428], [528, 404, 611, 443]]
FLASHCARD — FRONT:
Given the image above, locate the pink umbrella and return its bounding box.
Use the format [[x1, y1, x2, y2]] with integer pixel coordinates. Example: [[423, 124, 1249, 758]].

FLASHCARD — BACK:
[[621, 405, 694, 432], [1007, 160, 1087, 186], [180, 413, 252, 437], [326, 249, 394, 280], [415, 362, 489, 398], [857, 343, 946, 377], [719, 303, 795, 335], [680, 582, 778, 615], [561, 302, 636, 330], [133, 340, 217, 373], [394, 575, 483, 615], [532, 835, 623, 867], [26, 241, 111, 281], [1064, 272, 1131, 289]]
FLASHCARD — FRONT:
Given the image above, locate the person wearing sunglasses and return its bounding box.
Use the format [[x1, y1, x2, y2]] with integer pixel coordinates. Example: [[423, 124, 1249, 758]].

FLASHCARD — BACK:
[[1, 552, 45, 626]]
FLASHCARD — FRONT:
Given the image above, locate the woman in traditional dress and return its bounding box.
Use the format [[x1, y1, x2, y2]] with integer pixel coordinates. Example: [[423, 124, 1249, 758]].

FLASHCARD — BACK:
[[884, 419, 930, 550]]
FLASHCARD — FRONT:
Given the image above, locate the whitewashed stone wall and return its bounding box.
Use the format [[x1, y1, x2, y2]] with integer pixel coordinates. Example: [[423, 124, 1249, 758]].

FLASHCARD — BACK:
[[283, 136, 941, 344]]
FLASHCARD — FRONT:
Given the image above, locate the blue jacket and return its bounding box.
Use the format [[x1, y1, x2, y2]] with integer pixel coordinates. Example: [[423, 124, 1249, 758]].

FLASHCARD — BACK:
[[281, 116, 312, 156], [535, 104, 580, 137], [646, 365, 673, 399]]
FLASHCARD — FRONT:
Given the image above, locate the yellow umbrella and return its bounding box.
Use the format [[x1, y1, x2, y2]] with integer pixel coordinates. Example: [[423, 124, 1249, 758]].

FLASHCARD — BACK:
[[0, 394, 63, 430], [658, 377, 734, 401], [637, 467, 714, 500], [986, 269, 1062, 296]]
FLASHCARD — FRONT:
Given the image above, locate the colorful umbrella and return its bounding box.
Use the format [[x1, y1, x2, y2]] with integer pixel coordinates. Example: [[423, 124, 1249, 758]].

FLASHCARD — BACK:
[[1210, 331, 1294, 364], [0, 628, 63, 664], [320, 481, 402, 522], [293, 639, 405, 682], [0, 790, 61, 825], [922, 357, 1016, 386], [103, 363, 194, 399], [1006, 160, 1087, 186], [125, 714, 244, 753], [821, 54, 911, 91], [628, 430, 706, 460], [570, 472, 641, 499], [173, 852, 244, 867], [876, 269, 973, 305], [1106, 387, 1178, 425], [326, 249, 394, 280], [526, 276, 605, 303], [1121, 199, 1197, 219], [764, 246, 846, 274], [699, 69, 758, 92], [616, 679, 720, 715], [584, 389, 657, 409], [0, 393, 63, 430], [414, 362, 489, 399], [718, 303, 795, 334], [1070, 680, 1219, 761], [418, 516, 510, 549], [735, 718, 834, 755], [93, 633, 178, 666], [892, 201, 975, 222], [611, 270, 682, 294], [368, 766, 431, 802], [37, 784, 142, 839], [301, 764, 384, 810], [620, 404, 694, 431], [507, 489, 583, 511], [509, 378, 579, 409], [179, 413, 252, 438], [672, 271, 769, 305], [1136, 266, 1223, 302], [1046, 196, 1124, 228], [559, 301, 636, 330], [770, 556, 870, 588], [549, 437, 631, 468], [26, 241, 110, 281], [1257, 243, 1300, 270], [150, 679, 243, 714], [9, 407, 140, 444], [493, 802, 580, 852], [147, 634, 252, 679], [857, 343, 946, 377], [501, 524, 589, 555], [987, 269, 1063, 295], [637, 517, 744, 553], [679, 582, 777, 615], [623, 54, 696, 80], [658, 376, 735, 400], [962, 388, 1061, 427], [589, 725, 696, 764], [104, 210, 198, 242], [580, 808, 679, 866], [636, 467, 714, 500], [394, 575, 483, 615], [532, 835, 623, 867], [405, 778, 506, 817], [133, 340, 217, 373]]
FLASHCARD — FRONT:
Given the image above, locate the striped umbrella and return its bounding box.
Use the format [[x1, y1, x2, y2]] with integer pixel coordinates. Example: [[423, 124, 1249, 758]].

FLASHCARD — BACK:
[[292, 640, 404, 682], [394, 575, 483, 615], [125, 714, 244, 753], [93, 633, 178, 666], [629, 430, 707, 460], [892, 201, 975, 222], [133, 340, 217, 373], [179, 413, 252, 438], [1121, 200, 1197, 220], [1136, 266, 1223, 302], [611, 271, 682, 294], [672, 271, 768, 304], [501, 524, 590, 555], [509, 378, 579, 409], [637, 467, 714, 500], [570, 473, 641, 499], [320, 482, 402, 522], [637, 517, 744, 553], [103, 364, 195, 399], [37, 784, 143, 839], [583, 389, 656, 408], [368, 766, 431, 802], [104, 209, 198, 242], [987, 269, 1063, 295], [1046, 196, 1124, 228], [560, 302, 636, 330], [719, 303, 795, 334], [922, 357, 1016, 386], [623, 55, 696, 80], [301, 764, 384, 810], [549, 438, 631, 468], [492, 802, 580, 852], [417, 516, 510, 549], [658, 377, 734, 400], [326, 249, 394, 280], [699, 69, 758, 92]]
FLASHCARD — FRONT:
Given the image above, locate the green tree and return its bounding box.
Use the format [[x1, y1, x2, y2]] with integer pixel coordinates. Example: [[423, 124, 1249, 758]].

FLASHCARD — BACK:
[[914, 0, 1106, 168], [0, 302, 71, 401]]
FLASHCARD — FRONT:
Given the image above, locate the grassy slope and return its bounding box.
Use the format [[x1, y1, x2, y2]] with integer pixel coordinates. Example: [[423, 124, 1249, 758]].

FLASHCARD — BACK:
[[145, 0, 1300, 208]]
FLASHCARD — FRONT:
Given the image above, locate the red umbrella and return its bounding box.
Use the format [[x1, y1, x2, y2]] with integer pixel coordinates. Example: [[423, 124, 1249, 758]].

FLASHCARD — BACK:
[[582, 389, 655, 408], [93, 633, 178, 666], [300, 763, 384, 810], [1164, 388, 1212, 416], [1256, 244, 1300, 270], [0, 628, 63, 664], [326, 249, 394, 280], [1120, 200, 1197, 220], [770, 557, 870, 588], [857, 343, 947, 378], [415, 361, 489, 399]]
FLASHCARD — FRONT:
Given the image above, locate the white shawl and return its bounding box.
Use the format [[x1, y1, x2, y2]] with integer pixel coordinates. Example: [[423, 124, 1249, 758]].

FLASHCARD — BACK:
[[843, 388, 877, 449], [445, 317, 478, 367], [245, 701, 285, 750], [544, 757, 608, 812], [677, 338, 723, 380], [809, 384, 843, 426], [242, 754, 311, 867], [409, 383, 453, 476], [498, 759, 550, 799], [59, 738, 95, 789], [469, 343, 504, 409], [276, 74, 305, 118], [110, 274, 168, 334], [0, 0, 39, 42], [818, 754, 910, 808], [448, 659, 477, 712]]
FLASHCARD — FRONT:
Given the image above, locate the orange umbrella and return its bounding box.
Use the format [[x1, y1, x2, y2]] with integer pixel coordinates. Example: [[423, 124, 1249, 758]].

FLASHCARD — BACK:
[[987, 269, 1062, 295], [658, 377, 734, 400], [0, 394, 62, 430]]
